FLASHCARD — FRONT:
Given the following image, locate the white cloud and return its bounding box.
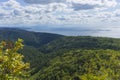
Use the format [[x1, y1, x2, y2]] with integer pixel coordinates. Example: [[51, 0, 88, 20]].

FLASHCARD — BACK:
[[24, 0, 117, 10], [0, 0, 119, 27], [2, 0, 21, 9], [24, 0, 65, 4]]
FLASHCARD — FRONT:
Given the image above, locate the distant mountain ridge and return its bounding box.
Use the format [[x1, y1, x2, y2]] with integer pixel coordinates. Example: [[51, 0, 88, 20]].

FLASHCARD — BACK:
[[0, 27, 64, 71], [1, 28, 120, 80], [0, 27, 63, 47]]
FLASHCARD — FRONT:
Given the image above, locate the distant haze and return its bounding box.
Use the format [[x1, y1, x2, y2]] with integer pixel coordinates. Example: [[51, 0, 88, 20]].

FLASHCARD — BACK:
[[0, 0, 120, 38], [25, 26, 120, 38]]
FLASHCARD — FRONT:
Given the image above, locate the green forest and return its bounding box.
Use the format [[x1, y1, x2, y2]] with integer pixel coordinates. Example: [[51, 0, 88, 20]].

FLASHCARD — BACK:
[[0, 28, 120, 80]]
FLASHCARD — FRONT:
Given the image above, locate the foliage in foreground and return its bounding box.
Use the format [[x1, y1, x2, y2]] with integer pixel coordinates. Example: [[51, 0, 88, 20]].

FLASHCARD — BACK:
[[33, 49, 120, 80], [0, 39, 30, 80]]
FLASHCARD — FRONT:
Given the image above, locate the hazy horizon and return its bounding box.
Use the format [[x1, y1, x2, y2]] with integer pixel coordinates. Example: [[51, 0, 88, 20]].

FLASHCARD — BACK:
[[0, 0, 120, 38]]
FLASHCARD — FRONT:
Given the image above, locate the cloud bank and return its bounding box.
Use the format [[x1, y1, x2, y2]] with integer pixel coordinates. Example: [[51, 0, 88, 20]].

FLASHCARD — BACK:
[[0, 0, 119, 27]]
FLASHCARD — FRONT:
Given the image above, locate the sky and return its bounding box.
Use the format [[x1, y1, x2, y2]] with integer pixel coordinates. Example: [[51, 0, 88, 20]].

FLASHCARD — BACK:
[[0, 0, 120, 37]]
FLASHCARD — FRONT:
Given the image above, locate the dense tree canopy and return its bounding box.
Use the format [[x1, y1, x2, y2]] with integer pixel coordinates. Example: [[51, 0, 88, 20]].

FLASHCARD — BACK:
[[1, 29, 120, 80], [32, 50, 120, 80], [0, 39, 30, 80]]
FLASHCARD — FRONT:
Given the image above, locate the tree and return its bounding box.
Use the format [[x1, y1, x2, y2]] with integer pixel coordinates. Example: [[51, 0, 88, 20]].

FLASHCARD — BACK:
[[0, 38, 30, 80], [35, 50, 120, 80]]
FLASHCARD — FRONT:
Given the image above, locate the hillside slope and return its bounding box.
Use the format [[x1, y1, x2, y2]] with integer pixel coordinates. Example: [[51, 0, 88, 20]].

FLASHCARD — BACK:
[[0, 28, 63, 47], [0, 28, 63, 71], [40, 36, 120, 54], [31, 49, 120, 80], [1, 28, 120, 80]]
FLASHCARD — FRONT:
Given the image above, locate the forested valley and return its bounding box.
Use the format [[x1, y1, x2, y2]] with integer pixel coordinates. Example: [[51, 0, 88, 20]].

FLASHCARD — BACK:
[[0, 28, 120, 80]]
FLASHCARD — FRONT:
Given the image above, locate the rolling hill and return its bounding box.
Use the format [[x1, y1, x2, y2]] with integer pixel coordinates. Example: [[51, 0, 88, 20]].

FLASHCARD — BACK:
[[1, 28, 120, 80], [0, 27, 63, 47], [0, 27, 63, 72]]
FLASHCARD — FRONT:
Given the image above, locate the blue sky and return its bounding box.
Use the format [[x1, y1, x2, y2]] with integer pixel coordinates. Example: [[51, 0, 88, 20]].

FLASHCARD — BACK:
[[0, 0, 120, 37]]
